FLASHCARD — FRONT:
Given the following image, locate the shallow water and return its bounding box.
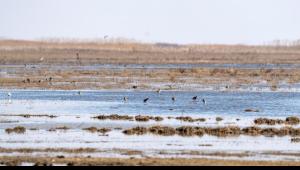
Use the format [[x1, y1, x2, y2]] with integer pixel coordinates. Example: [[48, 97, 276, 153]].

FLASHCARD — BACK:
[[1, 90, 300, 161], [0, 90, 299, 117], [1, 63, 300, 71]]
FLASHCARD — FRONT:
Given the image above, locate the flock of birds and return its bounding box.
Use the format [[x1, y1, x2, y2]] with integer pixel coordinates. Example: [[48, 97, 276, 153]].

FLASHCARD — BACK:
[[5, 88, 207, 105], [123, 89, 207, 105]]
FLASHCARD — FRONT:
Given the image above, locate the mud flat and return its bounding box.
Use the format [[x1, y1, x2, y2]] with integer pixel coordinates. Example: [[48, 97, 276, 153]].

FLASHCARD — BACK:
[[0, 40, 300, 91], [1, 40, 300, 165], [2, 156, 300, 166]]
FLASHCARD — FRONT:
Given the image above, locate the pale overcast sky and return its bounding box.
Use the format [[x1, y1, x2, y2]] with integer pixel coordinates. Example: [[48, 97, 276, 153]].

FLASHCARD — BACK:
[[0, 0, 299, 44]]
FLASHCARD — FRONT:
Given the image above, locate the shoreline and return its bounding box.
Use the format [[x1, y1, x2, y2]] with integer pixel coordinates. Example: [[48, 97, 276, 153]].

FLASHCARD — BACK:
[[1, 156, 300, 166]]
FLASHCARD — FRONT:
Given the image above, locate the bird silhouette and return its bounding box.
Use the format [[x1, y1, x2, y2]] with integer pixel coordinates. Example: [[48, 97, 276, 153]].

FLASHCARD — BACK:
[[123, 97, 128, 102], [144, 98, 149, 103], [172, 97, 176, 101], [202, 99, 206, 105], [192, 96, 198, 101]]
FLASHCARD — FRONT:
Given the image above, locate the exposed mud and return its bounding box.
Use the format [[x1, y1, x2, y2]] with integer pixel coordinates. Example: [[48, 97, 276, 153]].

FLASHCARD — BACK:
[[175, 117, 206, 123], [135, 115, 164, 122], [1, 156, 300, 166], [5, 126, 26, 134], [1, 114, 58, 119], [123, 126, 300, 137], [92, 114, 163, 122], [254, 117, 300, 126], [92, 114, 134, 121], [83, 127, 111, 134]]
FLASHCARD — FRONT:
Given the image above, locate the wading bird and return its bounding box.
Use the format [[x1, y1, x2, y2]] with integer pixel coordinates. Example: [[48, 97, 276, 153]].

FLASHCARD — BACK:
[[202, 99, 206, 105], [156, 89, 161, 94], [123, 97, 128, 102], [172, 97, 176, 102], [192, 96, 198, 101], [144, 98, 149, 103]]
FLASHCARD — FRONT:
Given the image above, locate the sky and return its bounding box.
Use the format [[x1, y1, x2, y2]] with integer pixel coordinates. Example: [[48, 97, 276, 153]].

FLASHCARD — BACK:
[[0, 0, 300, 44]]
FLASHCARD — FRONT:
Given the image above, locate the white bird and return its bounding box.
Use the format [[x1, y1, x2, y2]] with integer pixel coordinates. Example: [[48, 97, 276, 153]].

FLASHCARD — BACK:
[[156, 89, 161, 94]]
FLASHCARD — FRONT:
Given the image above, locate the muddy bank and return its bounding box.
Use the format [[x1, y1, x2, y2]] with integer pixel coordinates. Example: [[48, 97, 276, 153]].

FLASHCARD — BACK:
[[5, 126, 26, 134], [254, 117, 300, 125], [1, 156, 300, 166], [0, 114, 57, 119], [83, 127, 111, 134], [123, 126, 300, 137], [1, 40, 300, 65], [92, 114, 164, 122]]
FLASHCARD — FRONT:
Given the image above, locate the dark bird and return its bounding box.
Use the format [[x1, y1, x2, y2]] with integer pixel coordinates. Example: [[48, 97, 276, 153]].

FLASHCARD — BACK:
[[172, 97, 176, 101], [202, 99, 206, 105], [123, 97, 128, 102], [192, 96, 198, 101], [144, 98, 149, 103], [132, 86, 138, 89]]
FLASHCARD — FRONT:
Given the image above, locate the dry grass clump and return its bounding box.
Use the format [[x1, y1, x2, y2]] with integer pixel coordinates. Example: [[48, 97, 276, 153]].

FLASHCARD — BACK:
[[148, 126, 176, 136], [5, 126, 26, 134], [175, 117, 206, 123], [254, 118, 285, 125], [254, 117, 300, 126], [286, 117, 300, 125], [93, 114, 134, 121], [83, 127, 111, 134], [123, 126, 300, 137], [123, 127, 148, 135]]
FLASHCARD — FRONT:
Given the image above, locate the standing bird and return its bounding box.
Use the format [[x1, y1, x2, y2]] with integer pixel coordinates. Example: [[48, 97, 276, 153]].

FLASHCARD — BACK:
[[78, 91, 81, 95], [202, 99, 206, 105], [156, 89, 161, 94], [123, 97, 128, 102], [192, 96, 198, 101], [144, 98, 149, 103], [7, 92, 12, 97], [172, 97, 176, 102]]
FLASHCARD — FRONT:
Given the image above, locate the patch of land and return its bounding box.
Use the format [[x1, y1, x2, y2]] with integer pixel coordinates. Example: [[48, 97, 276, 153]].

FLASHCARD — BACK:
[[1, 156, 300, 166], [0, 40, 300, 91]]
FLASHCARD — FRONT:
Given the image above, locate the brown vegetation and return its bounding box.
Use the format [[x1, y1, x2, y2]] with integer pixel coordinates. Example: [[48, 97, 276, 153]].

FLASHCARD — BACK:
[[123, 126, 300, 137], [1, 156, 300, 166], [0, 40, 300, 90], [5, 126, 26, 134], [83, 127, 111, 134], [254, 117, 300, 126]]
